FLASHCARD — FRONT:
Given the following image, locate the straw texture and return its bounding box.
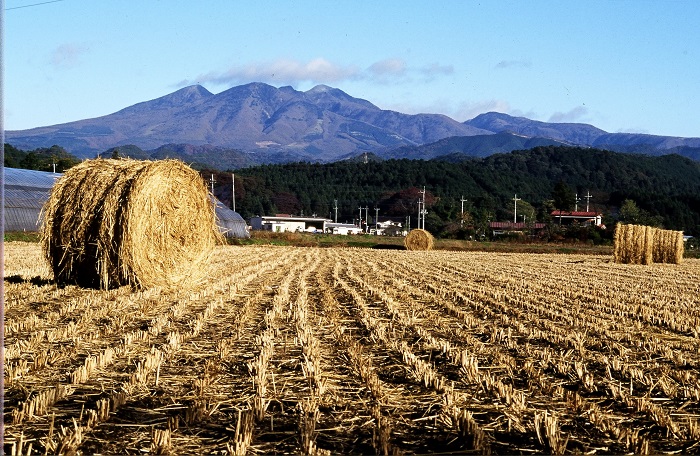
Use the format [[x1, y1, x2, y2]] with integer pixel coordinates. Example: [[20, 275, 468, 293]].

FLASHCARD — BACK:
[[614, 223, 684, 265], [41, 159, 223, 289], [404, 229, 434, 251]]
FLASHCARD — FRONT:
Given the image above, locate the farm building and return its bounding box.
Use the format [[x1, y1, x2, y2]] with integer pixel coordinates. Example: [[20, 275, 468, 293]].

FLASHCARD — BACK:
[[324, 222, 364, 235], [3, 167, 249, 238], [213, 199, 249, 238], [551, 210, 604, 227], [250, 215, 332, 233], [489, 221, 546, 237], [4, 167, 61, 232]]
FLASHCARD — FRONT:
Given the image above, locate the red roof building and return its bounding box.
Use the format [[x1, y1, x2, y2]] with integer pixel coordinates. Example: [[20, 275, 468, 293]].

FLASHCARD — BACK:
[[551, 211, 603, 227]]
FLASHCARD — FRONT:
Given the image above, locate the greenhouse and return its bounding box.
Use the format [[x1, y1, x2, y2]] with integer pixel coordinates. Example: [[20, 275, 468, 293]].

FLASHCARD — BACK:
[[3, 167, 249, 238]]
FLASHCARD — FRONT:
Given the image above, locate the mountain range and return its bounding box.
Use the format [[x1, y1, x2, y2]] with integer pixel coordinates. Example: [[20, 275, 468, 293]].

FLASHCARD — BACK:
[[6, 82, 700, 167]]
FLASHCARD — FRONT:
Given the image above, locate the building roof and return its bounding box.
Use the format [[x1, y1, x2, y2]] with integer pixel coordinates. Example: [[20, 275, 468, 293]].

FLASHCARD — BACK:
[[255, 215, 332, 222], [550, 211, 601, 217], [489, 221, 546, 229], [213, 199, 249, 238], [4, 168, 61, 231]]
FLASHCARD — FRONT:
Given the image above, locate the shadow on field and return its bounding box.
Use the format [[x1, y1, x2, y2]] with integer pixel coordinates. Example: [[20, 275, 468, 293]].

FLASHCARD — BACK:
[[372, 244, 406, 250], [4, 275, 54, 286]]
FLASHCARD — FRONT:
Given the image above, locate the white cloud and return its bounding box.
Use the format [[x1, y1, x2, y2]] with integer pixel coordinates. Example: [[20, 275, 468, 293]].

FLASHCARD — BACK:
[[184, 57, 454, 88], [378, 98, 527, 121], [368, 58, 407, 77], [548, 105, 589, 123], [50, 43, 89, 69], [494, 59, 532, 70], [453, 99, 514, 121], [193, 58, 362, 86], [616, 127, 649, 134]]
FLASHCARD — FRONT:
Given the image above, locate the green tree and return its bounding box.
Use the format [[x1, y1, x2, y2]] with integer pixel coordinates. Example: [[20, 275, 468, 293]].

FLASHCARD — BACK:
[[552, 181, 576, 211]]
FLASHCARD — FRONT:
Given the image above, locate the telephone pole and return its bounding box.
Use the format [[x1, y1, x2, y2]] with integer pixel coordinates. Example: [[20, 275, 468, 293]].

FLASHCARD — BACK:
[[417, 199, 422, 230], [210, 174, 216, 195], [584, 190, 592, 212], [419, 186, 426, 230], [334, 199, 338, 223], [575, 193, 581, 212], [460, 195, 468, 226], [513, 194, 521, 223], [374, 207, 380, 233], [231, 173, 236, 212]]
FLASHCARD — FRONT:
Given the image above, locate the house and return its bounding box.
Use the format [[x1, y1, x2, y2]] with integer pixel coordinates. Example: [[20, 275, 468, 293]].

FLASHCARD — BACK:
[[550, 211, 604, 227], [374, 219, 406, 236], [250, 215, 332, 233]]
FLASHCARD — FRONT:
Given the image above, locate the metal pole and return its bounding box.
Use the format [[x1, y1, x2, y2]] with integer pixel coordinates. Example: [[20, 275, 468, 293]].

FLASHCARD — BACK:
[[231, 173, 236, 212], [417, 199, 422, 230], [585, 190, 592, 212], [513, 194, 521, 223], [460, 196, 468, 226]]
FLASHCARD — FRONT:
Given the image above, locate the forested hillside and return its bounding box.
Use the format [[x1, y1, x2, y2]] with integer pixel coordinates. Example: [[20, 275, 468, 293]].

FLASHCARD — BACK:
[[219, 146, 700, 237], [4, 144, 80, 172]]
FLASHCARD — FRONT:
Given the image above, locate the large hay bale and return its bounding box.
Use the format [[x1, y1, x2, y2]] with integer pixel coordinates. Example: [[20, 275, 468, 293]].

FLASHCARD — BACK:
[[404, 229, 434, 251], [41, 159, 223, 289], [615, 223, 684, 265]]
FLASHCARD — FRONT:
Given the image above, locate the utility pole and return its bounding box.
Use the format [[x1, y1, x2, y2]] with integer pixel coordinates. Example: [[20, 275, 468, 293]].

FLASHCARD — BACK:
[[575, 193, 581, 212], [584, 190, 592, 212], [52, 162, 57, 173], [364, 207, 369, 231], [374, 207, 380, 233], [460, 195, 468, 226], [231, 173, 236, 212], [334, 199, 338, 223], [417, 199, 422, 230], [419, 186, 426, 230], [358, 207, 363, 229], [210, 174, 216, 195], [513, 194, 521, 223]]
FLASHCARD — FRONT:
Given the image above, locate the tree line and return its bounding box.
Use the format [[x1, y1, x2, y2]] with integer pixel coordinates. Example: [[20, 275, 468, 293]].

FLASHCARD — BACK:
[[5, 143, 700, 238], [4, 144, 81, 173], [210, 146, 700, 238]]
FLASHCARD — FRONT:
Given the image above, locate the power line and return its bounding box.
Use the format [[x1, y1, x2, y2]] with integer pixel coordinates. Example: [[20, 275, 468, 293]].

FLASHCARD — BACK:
[[6, 0, 64, 10]]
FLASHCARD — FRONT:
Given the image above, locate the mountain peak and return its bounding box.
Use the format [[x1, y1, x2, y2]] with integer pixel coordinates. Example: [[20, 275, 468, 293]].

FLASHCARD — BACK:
[[159, 84, 213, 104], [307, 84, 333, 93], [466, 111, 607, 145]]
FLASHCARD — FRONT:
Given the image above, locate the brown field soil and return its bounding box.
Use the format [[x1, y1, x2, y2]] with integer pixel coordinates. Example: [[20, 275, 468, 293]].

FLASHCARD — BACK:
[[4, 242, 700, 455]]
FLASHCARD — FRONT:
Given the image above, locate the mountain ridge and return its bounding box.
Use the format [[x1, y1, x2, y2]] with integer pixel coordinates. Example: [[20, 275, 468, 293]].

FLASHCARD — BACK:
[[6, 83, 699, 163]]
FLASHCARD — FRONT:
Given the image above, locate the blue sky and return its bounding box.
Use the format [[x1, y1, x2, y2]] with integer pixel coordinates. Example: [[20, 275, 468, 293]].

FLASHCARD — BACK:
[[4, 0, 699, 137]]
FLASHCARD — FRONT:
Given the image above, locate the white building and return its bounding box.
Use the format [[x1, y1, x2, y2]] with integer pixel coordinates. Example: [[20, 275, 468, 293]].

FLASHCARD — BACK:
[[325, 223, 364, 235], [250, 215, 331, 233]]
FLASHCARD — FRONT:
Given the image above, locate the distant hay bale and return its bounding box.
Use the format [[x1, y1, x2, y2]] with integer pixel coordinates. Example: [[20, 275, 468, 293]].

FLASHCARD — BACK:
[[41, 159, 224, 289], [404, 229, 434, 251], [614, 223, 683, 265]]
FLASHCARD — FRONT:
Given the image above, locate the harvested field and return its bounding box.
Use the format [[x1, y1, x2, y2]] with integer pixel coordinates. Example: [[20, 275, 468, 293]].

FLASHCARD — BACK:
[[4, 242, 700, 455]]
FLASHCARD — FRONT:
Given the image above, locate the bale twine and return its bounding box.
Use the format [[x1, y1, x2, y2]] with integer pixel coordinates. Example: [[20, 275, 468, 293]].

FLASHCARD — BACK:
[[41, 159, 223, 289], [404, 229, 434, 251]]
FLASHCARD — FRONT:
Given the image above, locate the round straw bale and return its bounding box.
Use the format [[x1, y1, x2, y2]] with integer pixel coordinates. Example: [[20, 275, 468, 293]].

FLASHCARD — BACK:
[[41, 158, 223, 289], [404, 229, 434, 251]]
